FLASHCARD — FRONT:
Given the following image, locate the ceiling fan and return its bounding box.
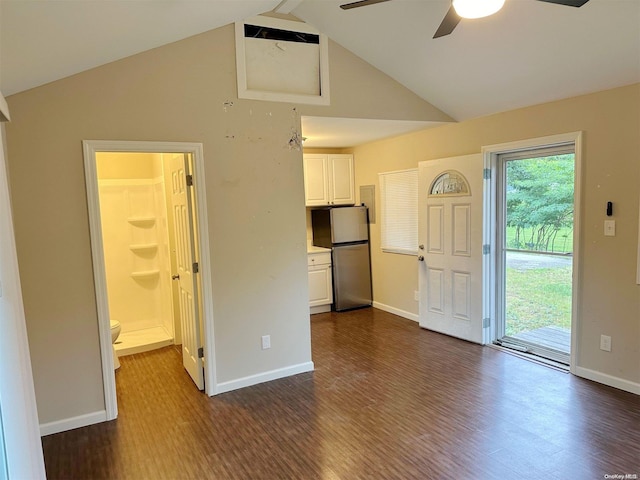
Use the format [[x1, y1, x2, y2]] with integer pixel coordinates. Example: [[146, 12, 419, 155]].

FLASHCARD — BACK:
[[339, 0, 590, 39]]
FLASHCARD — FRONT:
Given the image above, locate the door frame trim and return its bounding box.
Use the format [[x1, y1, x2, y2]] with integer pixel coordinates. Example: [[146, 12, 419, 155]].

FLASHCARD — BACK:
[[83, 140, 217, 421], [482, 131, 583, 373]]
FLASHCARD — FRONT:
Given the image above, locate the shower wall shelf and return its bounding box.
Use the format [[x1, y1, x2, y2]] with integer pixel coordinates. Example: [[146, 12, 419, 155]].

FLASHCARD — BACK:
[[130, 269, 160, 279], [127, 216, 156, 227], [129, 243, 158, 252]]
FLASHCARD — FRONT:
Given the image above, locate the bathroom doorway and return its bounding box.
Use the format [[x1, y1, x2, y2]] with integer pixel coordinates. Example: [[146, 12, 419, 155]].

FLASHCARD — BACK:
[[83, 141, 216, 420], [96, 152, 179, 356]]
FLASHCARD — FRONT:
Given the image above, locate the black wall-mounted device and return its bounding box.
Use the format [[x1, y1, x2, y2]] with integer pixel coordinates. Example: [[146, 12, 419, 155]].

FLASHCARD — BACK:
[[606, 201, 613, 217]]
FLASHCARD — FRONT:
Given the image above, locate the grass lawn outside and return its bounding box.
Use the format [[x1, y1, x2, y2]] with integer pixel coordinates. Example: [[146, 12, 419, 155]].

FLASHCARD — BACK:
[[505, 265, 572, 337]]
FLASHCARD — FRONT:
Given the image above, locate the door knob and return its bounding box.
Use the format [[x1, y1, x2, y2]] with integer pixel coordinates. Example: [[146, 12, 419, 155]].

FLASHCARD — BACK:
[[171, 274, 180, 280], [418, 256, 424, 262]]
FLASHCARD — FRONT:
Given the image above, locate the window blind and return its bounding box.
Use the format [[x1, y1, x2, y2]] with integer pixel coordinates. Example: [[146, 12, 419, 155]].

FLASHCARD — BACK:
[[379, 168, 418, 255]]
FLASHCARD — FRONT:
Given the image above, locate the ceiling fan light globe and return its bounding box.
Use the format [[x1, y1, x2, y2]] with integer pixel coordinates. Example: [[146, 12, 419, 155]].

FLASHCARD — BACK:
[[452, 0, 506, 19]]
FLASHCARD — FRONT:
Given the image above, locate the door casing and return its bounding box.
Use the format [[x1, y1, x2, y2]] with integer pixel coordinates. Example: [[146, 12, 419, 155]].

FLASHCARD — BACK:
[[83, 140, 217, 421]]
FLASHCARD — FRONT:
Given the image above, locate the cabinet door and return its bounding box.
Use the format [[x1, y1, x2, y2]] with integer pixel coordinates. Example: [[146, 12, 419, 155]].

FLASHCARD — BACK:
[[303, 154, 330, 206], [328, 154, 355, 205], [308, 265, 333, 307]]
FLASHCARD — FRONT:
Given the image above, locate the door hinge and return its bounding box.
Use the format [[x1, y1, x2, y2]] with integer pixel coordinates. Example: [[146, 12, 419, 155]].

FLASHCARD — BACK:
[[483, 168, 491, 180], [198, 347, 204, 359], [483, 244, 490, 255], [192, 262, 199, 273], [186, 174, 194, 187], [482, 318, 491, 328]]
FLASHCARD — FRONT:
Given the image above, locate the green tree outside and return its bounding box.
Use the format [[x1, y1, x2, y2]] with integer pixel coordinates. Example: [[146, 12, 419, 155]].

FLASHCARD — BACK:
[[506, 155, 574, 253]]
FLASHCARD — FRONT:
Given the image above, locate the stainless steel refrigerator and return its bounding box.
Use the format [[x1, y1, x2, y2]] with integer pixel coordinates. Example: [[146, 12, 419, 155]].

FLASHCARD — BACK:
[[311, 206, 372, 311]]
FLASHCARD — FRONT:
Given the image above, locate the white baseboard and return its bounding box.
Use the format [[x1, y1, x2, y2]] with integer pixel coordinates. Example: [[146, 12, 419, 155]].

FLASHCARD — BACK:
[[40, 410, 108, 436], [573, 366, 640, 395], [310, 304, 331, 314], [214, 361, 315, 395], [373, 302, 418, 322]]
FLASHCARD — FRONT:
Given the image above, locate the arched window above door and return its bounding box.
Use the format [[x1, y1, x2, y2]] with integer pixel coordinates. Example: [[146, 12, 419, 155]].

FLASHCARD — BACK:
[[428, 170, 470, 196]]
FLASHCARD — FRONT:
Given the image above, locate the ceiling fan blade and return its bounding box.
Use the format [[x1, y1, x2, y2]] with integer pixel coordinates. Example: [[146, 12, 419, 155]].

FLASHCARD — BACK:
[[433, 5, 461, 39], [536, 0, 590, 6], [340, 0, 391, 10]]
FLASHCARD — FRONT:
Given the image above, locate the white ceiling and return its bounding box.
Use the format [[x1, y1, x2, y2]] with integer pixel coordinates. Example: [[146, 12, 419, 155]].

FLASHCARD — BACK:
[[2, 0, 639, 147]]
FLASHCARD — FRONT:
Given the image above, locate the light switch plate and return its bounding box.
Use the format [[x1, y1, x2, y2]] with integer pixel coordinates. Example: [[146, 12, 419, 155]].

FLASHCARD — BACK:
[[604, 220, 616, 237]]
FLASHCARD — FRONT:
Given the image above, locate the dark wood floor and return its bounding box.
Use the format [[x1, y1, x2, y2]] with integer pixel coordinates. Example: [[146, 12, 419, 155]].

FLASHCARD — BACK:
[[42, 308, 640, 479]]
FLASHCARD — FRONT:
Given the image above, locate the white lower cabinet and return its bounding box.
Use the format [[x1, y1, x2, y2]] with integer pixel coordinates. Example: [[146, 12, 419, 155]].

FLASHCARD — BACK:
[[308, 251, 332, 313]]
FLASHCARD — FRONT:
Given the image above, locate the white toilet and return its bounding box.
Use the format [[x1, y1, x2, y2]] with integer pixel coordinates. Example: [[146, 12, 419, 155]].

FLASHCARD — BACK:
[[110, 320, 121, 370]]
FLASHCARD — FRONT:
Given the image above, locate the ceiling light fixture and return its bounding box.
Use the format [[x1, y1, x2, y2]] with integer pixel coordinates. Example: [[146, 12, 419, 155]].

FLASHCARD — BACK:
[[452, 0, 505, 19]]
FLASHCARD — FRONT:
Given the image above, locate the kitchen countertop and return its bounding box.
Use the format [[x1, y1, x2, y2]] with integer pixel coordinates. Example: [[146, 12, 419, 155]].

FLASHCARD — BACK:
[[307, 245, 331, 254]]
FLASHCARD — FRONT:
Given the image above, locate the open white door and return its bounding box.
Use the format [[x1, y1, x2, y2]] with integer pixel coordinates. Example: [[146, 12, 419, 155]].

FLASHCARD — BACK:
[[418, 154, 485, 344], [170, 154, 204, 390]]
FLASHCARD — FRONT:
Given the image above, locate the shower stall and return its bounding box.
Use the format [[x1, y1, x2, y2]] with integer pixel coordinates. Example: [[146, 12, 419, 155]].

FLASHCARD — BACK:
[[97, 152, 179, 356]]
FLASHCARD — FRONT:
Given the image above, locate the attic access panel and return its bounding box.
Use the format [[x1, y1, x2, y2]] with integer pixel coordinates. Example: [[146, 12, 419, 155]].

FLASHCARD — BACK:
[[235, 16, 330, 105]]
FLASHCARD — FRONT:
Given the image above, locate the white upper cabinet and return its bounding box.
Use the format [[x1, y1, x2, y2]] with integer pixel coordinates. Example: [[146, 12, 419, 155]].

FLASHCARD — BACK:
[[329, 155, 355, 205], [303, 154, 355, 207], [303, 154, 330, 206]]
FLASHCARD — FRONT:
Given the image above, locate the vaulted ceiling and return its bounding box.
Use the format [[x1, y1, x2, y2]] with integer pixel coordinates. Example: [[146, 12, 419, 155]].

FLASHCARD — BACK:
[[293, 0, 640, 121], [2, 0, 639, 145]]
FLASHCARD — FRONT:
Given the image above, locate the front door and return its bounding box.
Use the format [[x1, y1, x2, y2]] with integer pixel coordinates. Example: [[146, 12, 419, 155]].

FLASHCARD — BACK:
[[418, 154, 485, 343], [169, 154, 204, 390]]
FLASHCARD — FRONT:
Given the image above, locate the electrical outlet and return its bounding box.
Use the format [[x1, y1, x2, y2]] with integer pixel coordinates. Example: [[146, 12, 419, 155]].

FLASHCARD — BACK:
[[261, 335, 271, 350], [600, 335, 611, 352], [414, 290, 419, 301]]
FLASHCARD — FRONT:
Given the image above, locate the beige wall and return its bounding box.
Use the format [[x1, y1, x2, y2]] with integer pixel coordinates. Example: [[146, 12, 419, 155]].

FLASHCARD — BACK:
[[302, 41, 453, 123], [5, 22, 445, 424], [355, 83, 640, 387]]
